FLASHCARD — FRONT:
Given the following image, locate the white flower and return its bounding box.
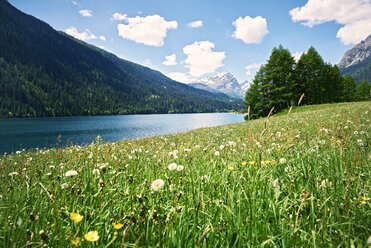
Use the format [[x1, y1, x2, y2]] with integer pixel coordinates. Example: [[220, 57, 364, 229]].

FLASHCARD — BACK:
[[344, 126, 348, 129], [284, 167, 291, 173], [228, 141, 236, 146], [219, 145, 225, 150], [357, 139, 363, 143], [168, 163, 177, 171], [92, 169, 100, 175], [184, 148, 192, 152], [49, 165, 55, 169], [61, 183, 69, 189], [279, 158, 286, 164], [360, 131, 365, 135], [99, 163, 108, 170], [276, 132, 281, 137], [8, 172, 19, 177], [214, 151, 220, 156], [151, 179, 165, 191], [354, 131, 358, 135], [177, 165, 184, 171], [65, 170, 78, 177]]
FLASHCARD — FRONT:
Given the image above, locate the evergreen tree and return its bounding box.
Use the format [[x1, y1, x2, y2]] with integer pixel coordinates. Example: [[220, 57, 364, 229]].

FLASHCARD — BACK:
[[340, 75, 357, 102], [356, 81, 371, 101]]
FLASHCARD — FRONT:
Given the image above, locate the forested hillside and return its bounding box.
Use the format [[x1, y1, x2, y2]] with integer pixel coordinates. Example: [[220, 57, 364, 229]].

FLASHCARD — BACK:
[[0, 0, 242, 117]]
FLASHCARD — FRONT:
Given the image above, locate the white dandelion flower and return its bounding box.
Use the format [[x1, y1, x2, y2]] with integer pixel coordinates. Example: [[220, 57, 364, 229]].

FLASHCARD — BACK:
[[214, 151, 220, 156], [168, 163, 177, 171], [279, 158, 286, 164], [177, 165, 184, 171], [65, 170, 78, 177], [151, 179, 165, 191]]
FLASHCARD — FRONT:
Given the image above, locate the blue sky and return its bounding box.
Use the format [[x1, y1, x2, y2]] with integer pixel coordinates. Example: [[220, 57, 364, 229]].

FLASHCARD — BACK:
[[9, 0, 371, 84]]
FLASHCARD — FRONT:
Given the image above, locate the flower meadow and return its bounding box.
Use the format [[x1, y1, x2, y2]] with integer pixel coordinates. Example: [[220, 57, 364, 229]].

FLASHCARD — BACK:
[[0, 102, 370, 247]]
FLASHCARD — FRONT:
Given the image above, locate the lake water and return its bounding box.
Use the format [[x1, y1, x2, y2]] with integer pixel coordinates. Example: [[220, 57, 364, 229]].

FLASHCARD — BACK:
[[0, 113, 245, 154]]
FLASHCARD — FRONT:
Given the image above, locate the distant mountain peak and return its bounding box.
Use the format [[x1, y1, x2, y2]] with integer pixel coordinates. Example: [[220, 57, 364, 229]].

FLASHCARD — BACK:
[[338, 34, 371, 68]]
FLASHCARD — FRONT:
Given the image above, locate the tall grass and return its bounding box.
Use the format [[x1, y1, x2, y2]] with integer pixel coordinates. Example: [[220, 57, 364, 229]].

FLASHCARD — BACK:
[[0, 102, 370, 247]]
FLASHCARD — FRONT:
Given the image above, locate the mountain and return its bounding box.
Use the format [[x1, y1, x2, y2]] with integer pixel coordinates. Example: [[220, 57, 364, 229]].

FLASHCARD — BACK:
[[0, 0, 242, 117], [338, 34, 371, 84], [189, 72, 248, 99]]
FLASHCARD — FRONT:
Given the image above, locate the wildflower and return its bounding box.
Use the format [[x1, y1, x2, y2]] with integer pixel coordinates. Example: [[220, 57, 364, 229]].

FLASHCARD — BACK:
[[70, 237, 81, 247], [228, 141, 236, 146], [249, 161, 255, 166], [241, 161, 247, 166], [112, 222, 124, 230], [279, 158, 286, 164], [361, 196, 371, 201], [84, 231, 99, 242], [151, 179, 165, 191], [92, 169, 100, 175], [65, 170, 78, 177], [168, 163, 177, 171], [177, 165, 184, 171], [219, 145, 225, 150], [214, 151, 220, 156], [284, 167, 291, 173], [184, 148, 192, 152], [360, 201, 367, 205], [8, 172, 19, 177], [99, 163, 108, 170], [61, 183, 69, 189], [70, 213, 83, 223], [265, 160, 270, 164], [228, 166, 234, 171], [354, 131, 358, 135], [272, 179, 279, 188]]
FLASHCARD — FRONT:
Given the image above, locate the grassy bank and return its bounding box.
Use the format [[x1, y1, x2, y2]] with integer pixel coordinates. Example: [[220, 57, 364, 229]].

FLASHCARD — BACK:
[[0, 102, 370, 247]]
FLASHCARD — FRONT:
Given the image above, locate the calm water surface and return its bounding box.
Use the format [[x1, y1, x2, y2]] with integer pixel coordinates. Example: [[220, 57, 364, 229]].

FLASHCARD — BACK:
[[0, 113, 245, 154]]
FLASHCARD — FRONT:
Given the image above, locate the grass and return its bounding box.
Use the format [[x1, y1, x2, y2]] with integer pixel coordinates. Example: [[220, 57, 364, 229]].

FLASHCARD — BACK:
[[0, 101, 370, 247]]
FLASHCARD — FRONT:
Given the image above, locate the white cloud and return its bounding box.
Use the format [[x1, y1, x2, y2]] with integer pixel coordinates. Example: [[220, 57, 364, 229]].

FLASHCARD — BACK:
[[99, 35, 106, 41], [117, 14, 178, 47], [72, 1, 78, 6], [162, 53, 177, 66], [245, 63, 262, 76], [112, 12, 127, 21], [232, 16, 269, 44], [292, 51, 305, 62], [166, 72, 192, 84], [79, 9, 92, 17], [289, 0, 371, 44], [188, 20, 203, 28], [144, 59, 151, 66], [183, 41, 226, 77], [65, 26, 97, 41]]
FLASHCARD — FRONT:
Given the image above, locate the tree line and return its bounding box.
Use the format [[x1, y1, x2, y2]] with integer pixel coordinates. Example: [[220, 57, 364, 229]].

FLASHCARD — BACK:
[[244, 46, 371, 119]]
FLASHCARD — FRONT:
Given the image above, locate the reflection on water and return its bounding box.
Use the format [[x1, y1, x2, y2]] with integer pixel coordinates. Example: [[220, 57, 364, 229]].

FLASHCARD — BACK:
[[0, 113, 245, 154]]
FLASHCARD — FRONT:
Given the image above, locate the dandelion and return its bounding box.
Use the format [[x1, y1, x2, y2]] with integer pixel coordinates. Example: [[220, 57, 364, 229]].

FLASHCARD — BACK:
[[151, 179, 165, 191], [84, 231, 99, 242], [70, 213, 83, 223], [241, 161, 247, 166], [361, 196, 371, 201], [168, 163, 177, 171], [112, 222, 124, 230], [354, 131, 358, 135], [177, 165, 184, 171], [279, 158, 286, 164], [249, 161, 255, 165], [65, 170, 78, 177], [70, 237, 81, 247], [214, 151, 220, 156], [265, 160, 270, 164], [228, 166, 234, 171]]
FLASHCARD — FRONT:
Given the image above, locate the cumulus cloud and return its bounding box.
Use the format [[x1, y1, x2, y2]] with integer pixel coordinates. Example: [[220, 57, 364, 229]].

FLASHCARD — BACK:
[[162, 53, 177, 66], [292, 51, 305, 62], [289, 0, 371, 44], [183, 41, 226, 77], [112, 12, 127, 21], [99, 35, 106, 41], [65, 26, 97, 41], [188, 20, 203, 28], [117, 14, 178, 47], [245, 63, 262, 76], [166, 72, 192, 84], [79, 9, 92, 17], [232, 16, 269, 44]]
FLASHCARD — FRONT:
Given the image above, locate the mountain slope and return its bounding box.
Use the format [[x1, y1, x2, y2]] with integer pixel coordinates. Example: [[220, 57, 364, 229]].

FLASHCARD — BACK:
[[190, 72, 247, 99], [0, 0, 242, 117], [338, 34, 371, 84]]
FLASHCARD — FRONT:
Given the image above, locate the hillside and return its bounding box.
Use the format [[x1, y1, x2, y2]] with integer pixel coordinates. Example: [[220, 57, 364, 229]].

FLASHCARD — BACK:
[[0, 0, 242, 117], [339, 34, 371, 84], [1, 101, 370, 246]]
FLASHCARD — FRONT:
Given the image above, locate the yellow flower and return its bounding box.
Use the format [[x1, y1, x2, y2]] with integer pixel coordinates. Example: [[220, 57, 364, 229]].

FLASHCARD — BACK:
[[70, 213, 83, 223], [361, 196, 371, 201], [249, 161, 255, 165], [360, 201, 367, 205], [228, 166, 234, 171], [84, 231, 99, 242], [114, 231, 118, 236], [70, 237, 81, 247], [265, 160, 270, 164], [112, 222, 124, 230], [271, 160, 276, 164], [241, 161, 247, 166]]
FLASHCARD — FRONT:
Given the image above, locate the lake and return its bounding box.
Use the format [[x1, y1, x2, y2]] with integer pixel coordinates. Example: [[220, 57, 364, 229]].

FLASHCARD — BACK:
[[0, 113, 245, 154]]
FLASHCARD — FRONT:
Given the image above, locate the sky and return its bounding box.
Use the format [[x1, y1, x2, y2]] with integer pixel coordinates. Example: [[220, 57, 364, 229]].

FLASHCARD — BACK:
[[8, 0, 371, 84]]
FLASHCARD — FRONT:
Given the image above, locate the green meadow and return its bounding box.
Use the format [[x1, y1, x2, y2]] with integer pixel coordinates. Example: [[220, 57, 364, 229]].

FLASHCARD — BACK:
[[0, 101, 370, 247]]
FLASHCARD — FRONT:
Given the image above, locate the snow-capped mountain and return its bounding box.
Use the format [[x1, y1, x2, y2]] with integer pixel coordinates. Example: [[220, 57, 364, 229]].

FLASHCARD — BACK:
[[189, 72, 248, 99]]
